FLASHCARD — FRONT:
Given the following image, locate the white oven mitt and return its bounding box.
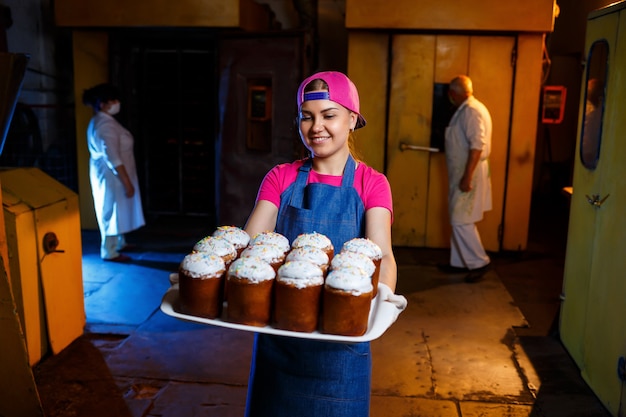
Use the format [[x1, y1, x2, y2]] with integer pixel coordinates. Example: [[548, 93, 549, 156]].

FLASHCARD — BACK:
[[378, 283, 408, 311]]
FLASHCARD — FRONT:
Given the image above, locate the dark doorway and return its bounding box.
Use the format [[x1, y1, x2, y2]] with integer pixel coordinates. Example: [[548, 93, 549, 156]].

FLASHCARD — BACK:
[[110, 30, 218, 224], [430, 82, 455, 151]]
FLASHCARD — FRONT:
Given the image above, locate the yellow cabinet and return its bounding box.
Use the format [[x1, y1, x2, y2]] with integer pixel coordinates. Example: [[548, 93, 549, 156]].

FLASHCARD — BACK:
[[1, 168, 85, 365]]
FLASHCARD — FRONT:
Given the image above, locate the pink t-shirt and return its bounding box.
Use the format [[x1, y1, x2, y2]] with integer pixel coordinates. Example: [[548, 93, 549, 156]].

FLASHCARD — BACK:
[[256, 159, 393, 218]]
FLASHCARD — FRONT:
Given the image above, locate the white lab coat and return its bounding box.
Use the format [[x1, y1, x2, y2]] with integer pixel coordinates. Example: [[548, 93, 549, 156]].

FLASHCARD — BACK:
[[87, 112, 145, 237], [444, 96, 492, 225]]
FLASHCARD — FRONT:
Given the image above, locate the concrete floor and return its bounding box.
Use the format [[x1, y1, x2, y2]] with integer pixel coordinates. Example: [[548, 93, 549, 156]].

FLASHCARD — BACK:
[[32, 196, 612, 417]]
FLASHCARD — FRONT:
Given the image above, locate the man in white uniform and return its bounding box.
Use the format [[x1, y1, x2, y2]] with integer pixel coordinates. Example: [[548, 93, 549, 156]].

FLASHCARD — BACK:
[[439, 75, 492, 280]]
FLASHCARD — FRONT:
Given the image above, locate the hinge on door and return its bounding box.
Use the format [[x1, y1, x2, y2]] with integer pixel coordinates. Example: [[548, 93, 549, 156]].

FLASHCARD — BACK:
[[511, 43, 517, 67]]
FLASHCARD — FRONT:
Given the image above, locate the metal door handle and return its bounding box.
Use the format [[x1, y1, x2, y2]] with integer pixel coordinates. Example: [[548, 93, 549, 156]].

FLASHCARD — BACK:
[[585, 193, 610, 207], [399, 142, 440, 153], [43, 232, 65, 254]]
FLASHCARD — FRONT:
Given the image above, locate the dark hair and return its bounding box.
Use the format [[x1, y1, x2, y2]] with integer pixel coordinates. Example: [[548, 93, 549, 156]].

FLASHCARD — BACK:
[[82, 83, 120, 112], [304, 78, 328, 93]]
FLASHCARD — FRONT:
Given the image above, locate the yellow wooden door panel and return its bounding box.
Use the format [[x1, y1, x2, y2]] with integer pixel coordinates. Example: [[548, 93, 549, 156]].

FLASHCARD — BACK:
[[467, 36, 514, 252], [348, 32, 390, 173], [578, 9, 626, 415], [425, 36, 470, 248], [388, 35, 436, 246], [434, 36, 470, 84], [388, 34, 513, 249], [36, 202, 85, 355], [424, 153, 451, 248], [425, 36, 513, 250], [560, 10, 618, 370], [502, 34, 545, 251]]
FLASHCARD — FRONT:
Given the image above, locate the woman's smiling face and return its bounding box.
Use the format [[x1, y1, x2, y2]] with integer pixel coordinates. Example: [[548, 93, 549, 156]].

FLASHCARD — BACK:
[[298, 95, 357, 159]]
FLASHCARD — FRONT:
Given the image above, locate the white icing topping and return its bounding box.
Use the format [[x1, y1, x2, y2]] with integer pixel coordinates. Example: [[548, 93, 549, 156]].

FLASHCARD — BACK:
[[227, 257, 276, 282], [179, 252, 225, 279], [285, 245, 329, 267], [277, 261, 324, 288], [212, 225, 250, 249], [292, 232, 333, 251], [341, 238, 382, 260], [249, 231, 290, 254], [331, 251, 375, 276], [240, 244, 285, 264], [193, 236, 236, 259], [325, 266, 373, 295]]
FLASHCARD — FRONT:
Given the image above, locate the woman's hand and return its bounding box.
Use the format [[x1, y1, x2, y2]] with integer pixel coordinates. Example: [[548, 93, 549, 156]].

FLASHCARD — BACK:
[[124, 183, 135, 198], [115, 164, 135, 198]]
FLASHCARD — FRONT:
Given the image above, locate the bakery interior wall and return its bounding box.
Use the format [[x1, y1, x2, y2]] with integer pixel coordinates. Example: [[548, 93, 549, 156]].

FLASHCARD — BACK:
[[0, 1, 622, 412], [0, 0, 616, 247], [52, 0, 319, 232], [536, 0, 616, 194]]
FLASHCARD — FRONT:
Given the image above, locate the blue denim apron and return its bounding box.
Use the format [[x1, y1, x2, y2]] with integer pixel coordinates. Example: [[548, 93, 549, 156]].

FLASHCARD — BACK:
[[245, 155, 371, 417]]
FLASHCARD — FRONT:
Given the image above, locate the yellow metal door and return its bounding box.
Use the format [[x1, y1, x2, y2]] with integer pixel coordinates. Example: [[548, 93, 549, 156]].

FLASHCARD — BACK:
[[560, 7, 617, 374], [387, 35, 514, 249], [562, 6, 626, 415]]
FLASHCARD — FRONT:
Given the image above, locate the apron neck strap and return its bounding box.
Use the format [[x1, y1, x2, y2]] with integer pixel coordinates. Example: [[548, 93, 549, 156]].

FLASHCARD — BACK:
[[341, 155, 356, 187]]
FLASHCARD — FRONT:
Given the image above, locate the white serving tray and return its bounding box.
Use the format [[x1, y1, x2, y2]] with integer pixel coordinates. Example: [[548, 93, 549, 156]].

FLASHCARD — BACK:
[[160, 284, 405, 343]]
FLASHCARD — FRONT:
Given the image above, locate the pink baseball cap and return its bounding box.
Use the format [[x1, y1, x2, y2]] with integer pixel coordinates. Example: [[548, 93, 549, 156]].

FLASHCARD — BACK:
[[297, 71, 367, 129]]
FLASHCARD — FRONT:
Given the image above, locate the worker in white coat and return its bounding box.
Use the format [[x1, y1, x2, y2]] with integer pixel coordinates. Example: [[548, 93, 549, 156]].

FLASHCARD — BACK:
[[82, 83, 145, 262], [439, 75, 492, 279]]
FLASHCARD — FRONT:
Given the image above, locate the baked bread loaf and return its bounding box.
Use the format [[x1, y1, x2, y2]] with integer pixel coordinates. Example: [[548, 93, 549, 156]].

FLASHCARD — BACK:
[[341, 238, 383, 297], [193, 235, 237, 268], [249, 231, 290, 256], [212, 225, 250, 257], [292, 232, 334, 261], [285, 245, 330, 275], [330, 251, 376, 296], [226, 257, 276, 327], [240, 243, 286, 274], [320, 266, 373, 336], [274, 260, 324, 332], [178, 252, 226, 319]]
